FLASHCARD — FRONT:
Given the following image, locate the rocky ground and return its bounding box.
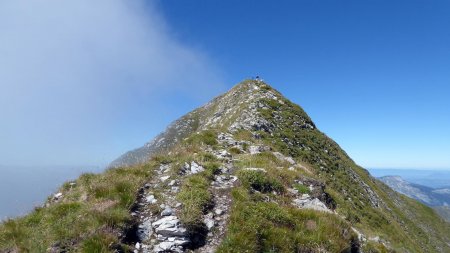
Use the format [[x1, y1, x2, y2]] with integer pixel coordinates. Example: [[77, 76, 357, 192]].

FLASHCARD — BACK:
[[127, 130, 342, 253]]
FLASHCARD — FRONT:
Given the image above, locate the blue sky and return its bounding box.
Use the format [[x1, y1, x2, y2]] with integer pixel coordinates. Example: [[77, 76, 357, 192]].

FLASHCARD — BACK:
[[154, 0, 450, 169], [0, 0, 449, 169]]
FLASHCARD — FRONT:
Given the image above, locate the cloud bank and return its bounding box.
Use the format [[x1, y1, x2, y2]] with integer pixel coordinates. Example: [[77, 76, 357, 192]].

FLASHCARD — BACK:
[[0, 0, 224, 166]]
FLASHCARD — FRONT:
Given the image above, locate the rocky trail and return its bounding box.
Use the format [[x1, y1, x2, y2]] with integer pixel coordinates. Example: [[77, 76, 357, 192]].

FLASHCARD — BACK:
[[127, 135, 240, 252], [125, 129, 340, 252]]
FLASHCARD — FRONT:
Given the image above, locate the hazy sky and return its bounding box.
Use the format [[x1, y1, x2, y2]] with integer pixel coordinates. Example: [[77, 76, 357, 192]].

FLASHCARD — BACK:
[[0, 0, 225, 166], [1, 0, 449, 169]]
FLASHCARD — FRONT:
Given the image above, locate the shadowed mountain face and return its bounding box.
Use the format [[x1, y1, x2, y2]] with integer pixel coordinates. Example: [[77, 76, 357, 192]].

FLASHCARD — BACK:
[[1, 80, 450, 252]]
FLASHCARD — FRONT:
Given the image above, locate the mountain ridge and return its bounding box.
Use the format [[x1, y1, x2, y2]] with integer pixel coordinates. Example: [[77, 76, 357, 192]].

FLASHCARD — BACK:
[[110, 80, 316, 168], [379, 175, 450, 207], [1, 80, 449, 252]]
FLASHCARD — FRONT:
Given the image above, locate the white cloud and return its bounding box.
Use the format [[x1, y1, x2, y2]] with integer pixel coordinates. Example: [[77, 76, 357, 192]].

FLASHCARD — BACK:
[[0, 0, 224, 166]]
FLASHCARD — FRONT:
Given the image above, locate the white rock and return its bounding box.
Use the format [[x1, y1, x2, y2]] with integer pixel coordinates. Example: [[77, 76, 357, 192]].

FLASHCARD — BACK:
[[160, 175, 170, 182], [292, 198, 331, 213], [174, 238, 190, 246], [152, 216, 178, 227], [168, 180, 176, 186], [159, 164, 171, 173], [152, 216, 187, 237], [146, 195, 157, 204], [156, 234, 167, 241], [216, 150, 231, 159], [190, 161, 205, 174], [156, 241, 175, 251], [273, 152, 296, 165], [204, 217, 215, 230], [161, 208, 173, 216], [249, 145, 261, 155], [135, 242, 140, 249], [54, 192, 63, 199], [285, 157, 296, 165], [369, 236, 381, 242], [156, 226, 187, 237], [214, 209, 224, 215], [352, 227, 366, 242], [243, 167, 266, 172]]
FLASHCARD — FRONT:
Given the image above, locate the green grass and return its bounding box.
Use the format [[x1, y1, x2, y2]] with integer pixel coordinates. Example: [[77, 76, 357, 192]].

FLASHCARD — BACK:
[[253, 93, 450, 252], [237, 169, 284, 193], [217, 188, 356, 253], [228, 147, 242, 155], [81, 232, 119, 253], [0, 164, 154, 252], [184, 130, 218, 146], [294, 183, 311, 194], [177, 174, 212, 230]]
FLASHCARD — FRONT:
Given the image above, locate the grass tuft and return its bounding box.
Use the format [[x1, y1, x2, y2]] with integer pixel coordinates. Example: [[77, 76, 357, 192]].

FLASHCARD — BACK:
[[177, 175, 212, 229], [237, 169, 284, 193]]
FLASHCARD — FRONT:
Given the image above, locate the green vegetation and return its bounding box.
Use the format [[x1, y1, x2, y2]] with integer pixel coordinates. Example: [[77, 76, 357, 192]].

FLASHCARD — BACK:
[[294, 183, 310, 194], [173, 150, 219, 232], [228, 146, 242, 154], [177, 174, 212, 229], [252, 87, 450, 252], [185, 130, 218, 146], [217, 188, 356, 253], [0, 164, 154, 252], [237, 169, 284, 193]]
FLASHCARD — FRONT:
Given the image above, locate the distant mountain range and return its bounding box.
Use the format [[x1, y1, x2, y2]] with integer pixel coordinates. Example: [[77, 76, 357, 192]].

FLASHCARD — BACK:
[[369, 168, 450, 188], [434, 206, 450, 222], [379, 175, 450, 221]]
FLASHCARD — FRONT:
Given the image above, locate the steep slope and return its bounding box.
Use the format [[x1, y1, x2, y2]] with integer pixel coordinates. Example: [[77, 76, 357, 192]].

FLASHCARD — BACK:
[[379, 175, 450, 206], [1, 80, 449, 253], [434, 206, 450, 222]]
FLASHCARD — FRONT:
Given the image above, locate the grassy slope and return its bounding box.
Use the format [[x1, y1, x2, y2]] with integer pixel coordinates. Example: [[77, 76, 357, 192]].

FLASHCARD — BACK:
[[0, 164, 154, 252], [1, 81, 449, 252], [250, 86, 450, 252]]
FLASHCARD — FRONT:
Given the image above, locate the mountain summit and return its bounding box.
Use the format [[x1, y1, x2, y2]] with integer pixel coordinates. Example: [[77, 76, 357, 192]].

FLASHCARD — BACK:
[[1, 80, 449, 252], [110, 80, 315, 168]]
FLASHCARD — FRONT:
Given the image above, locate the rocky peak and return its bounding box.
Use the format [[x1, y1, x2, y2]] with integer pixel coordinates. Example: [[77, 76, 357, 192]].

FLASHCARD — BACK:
[[110, 80, 314, 168]]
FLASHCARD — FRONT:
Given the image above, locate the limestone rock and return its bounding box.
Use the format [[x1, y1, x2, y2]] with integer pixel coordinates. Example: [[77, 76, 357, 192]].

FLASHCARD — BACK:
[[293, 197, 331, 213], [146, 195, 157, 204], [190, 161, 204, 174], [161, 208, 173, 216], [152, 216, 187, 237]]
